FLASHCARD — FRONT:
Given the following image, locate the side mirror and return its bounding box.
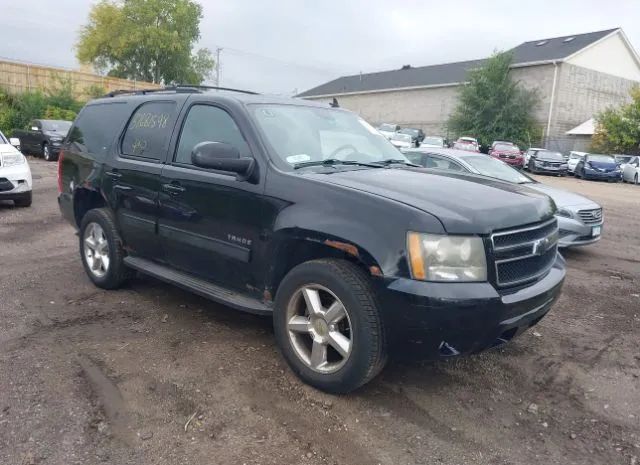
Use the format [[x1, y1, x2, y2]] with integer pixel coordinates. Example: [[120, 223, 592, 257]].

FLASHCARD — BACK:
[[31, 126, 39, 132], [9, 137, 21, 149], [191, 141, 255, 181]]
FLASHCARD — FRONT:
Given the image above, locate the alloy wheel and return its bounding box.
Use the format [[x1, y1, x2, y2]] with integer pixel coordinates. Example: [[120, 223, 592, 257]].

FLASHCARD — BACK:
[[286, 284, 353, 373], [83, 222, 110, 278], [43, 145, 51, 161]]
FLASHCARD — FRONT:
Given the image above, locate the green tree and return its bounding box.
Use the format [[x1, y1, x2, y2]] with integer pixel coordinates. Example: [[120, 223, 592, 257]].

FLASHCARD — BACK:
[[591, 86, 640, 155], [448, 51, 540, 150], [76, 0, 214, 84]]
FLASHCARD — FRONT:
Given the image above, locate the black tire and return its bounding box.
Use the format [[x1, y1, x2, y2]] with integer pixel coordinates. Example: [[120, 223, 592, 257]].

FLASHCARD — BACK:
[[79, 208, 133, 289], [273, 259, 387, 393], [42, 143, 53, 161], [14, 192, 32, 207], [528, 160, 536, 174], [635, 174, 639, 185]]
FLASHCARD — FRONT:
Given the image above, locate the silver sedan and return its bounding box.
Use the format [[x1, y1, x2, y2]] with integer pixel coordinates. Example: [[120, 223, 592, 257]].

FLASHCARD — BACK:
[[402, 147, 604, 247]]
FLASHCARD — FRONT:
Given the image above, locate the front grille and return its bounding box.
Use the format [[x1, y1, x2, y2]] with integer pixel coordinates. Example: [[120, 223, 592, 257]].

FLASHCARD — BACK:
[[578, 208, 603, 225], [491, 218, 559, 288], [543, 161, 562, 167]]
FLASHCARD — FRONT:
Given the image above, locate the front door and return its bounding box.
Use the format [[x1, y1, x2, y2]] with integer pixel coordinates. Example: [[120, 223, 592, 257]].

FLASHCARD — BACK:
[[158, 103, 267, 295], [103, 99, 180, 260]]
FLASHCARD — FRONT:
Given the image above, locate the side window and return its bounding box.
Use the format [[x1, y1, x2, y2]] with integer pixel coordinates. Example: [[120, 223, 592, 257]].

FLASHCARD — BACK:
[[121, 101, 177, 160], [67, 102, 131, 160], [427, 155, 465, 172], [174, 105, 251, 165]]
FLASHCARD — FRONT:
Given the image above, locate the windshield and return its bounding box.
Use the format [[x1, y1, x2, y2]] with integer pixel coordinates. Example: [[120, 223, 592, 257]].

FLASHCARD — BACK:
[[251, 105, 408, 168], [378, 124, 397, 132], [537, 150, 563, 160], [42, 120, 72, 134], [399, 128, 419, 136], [422, 137, 444, 146], [588, 154, 615, 163], [0, 131, 7, 144], [390, 133, 412, 142], [615, 155, 633, 163], [495, 143, 520, 151], [463, 155, 532, 184]]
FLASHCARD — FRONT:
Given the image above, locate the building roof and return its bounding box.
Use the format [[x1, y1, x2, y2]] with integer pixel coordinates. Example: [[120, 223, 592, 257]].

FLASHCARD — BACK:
[[566, 118, 595, 135], [298, 28, 620, 98]]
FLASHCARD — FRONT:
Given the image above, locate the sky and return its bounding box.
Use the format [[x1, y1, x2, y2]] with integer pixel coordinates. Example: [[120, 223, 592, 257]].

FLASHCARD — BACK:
[[2, 0, 639, 95]]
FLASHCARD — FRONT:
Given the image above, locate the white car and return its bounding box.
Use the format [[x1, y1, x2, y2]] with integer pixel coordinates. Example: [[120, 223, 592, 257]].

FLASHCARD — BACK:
[[389, 132, 413, 149], [567, 151, 587, 174], [420, 136, 446, 148], [622, 156, 639, 184], [376, 123, 400, 140], [0, 131, 32, 207], [524, 147, 545, 166]]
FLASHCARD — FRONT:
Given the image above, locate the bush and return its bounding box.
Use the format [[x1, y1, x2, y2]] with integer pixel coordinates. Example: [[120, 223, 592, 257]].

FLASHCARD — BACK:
[[0, 84, 84, 135]]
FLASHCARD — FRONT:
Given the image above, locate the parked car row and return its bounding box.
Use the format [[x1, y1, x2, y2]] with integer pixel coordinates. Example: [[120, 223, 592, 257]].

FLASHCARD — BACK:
[[58, 87, 567, 393]]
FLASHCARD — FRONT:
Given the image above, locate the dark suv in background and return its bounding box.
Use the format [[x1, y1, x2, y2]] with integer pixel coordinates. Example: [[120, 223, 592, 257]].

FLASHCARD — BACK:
[[58, 86, 565, 393], [14, 119, 72, 161]]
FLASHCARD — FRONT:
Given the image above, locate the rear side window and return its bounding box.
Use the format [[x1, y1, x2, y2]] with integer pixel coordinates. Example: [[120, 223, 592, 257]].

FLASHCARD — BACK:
[[67, 102, 129, 160], [121, 101, 177, 160]]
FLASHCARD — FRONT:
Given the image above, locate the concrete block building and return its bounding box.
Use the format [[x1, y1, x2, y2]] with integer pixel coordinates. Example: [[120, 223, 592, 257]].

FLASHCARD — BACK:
[[298, 29, 640, 152]]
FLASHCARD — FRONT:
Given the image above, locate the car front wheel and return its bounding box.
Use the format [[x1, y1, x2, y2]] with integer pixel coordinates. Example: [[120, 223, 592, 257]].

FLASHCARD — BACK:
[[43, 143, 53, 161], [273, 259, 387, 393]]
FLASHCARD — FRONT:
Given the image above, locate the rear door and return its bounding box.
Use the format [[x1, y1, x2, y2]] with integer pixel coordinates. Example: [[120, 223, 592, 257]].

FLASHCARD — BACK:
[[102, 99, 182, 261], [158, 101, 267, 294]]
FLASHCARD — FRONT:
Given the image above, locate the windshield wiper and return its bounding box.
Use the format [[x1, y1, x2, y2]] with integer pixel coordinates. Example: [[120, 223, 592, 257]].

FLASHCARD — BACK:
[[371, 159, 420, 167], [293, 158, 382, 170]]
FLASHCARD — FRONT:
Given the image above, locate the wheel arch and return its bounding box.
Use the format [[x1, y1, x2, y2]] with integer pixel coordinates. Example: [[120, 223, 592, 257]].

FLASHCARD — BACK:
[[263, 229, 384, 301], [73, 187, 107, 228]]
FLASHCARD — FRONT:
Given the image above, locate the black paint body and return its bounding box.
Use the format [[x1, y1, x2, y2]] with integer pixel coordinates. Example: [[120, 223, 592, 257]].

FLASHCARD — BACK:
[[58, 91, 565, 358]]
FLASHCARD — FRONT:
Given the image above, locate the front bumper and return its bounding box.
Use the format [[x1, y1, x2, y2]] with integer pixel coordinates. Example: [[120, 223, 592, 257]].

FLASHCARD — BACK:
[[375, 254, 565, 359], [0, 163, 33, 199], [533, 164, 568, 174], [557, 215, 602, 247], [582, 169, 621, 181]]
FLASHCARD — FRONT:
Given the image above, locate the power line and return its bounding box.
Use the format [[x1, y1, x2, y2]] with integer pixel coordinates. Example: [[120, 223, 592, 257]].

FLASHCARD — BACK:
[[206, 44, 345, 77]]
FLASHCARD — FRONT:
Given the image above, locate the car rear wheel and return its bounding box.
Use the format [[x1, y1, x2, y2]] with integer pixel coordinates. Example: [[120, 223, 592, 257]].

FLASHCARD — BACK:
[[273, 259, 387, 393], [80, 208, 133, 289], [635, 174, 639, 185]]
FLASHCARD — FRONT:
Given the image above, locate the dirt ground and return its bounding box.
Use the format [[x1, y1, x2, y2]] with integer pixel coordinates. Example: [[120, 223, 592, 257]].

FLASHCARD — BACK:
[[1, 158, 638, 465]]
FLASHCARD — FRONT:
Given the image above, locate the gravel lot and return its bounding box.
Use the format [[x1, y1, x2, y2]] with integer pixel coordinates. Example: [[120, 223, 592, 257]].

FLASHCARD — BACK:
[[1, 158, 639, 465]]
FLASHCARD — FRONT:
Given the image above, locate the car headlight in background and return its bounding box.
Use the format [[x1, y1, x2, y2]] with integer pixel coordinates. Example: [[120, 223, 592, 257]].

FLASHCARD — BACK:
[[407, 232, 487, 282], [1, 153, 26, 167], [556, 208, 573, 218]]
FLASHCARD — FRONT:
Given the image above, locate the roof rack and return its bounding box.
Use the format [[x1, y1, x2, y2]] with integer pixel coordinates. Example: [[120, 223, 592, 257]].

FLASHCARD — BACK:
[[103, 84, 259, 98]]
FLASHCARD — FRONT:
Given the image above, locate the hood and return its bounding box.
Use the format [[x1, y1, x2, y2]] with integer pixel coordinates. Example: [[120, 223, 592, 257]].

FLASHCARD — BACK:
[[0, 144, 21, 156], [525, 183, 599, 209], [44, 131, 67, 139], [588, 160, 617, 171], [306, 168, 556, 234], [535, 154, 564, 162]]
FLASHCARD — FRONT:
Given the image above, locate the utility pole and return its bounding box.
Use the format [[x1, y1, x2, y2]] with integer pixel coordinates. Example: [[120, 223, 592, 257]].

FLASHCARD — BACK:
[[215, 48, 223, 86]]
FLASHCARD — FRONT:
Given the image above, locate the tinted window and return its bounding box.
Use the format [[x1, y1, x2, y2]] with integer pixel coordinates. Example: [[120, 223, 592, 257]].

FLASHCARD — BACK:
[[175, 105, 251, 165], [67, 102, 130, 159], [121, 101, 177, 159], [495, 143, 519, 151], [42, 120, 72, 134], [463, 155, 532, 184], [537, 151, 564, 160]]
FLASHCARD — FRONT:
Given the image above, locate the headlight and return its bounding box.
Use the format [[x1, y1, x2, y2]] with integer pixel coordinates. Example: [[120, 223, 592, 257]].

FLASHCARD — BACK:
[[1, 153, 25, 167], [407, 232, 487, 282], [556, 208, 573, 218]]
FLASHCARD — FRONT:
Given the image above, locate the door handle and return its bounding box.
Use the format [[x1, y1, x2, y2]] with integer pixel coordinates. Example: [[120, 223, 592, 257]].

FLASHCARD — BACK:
[[162, 183, 186, 195], [105, 171, 122, 179]]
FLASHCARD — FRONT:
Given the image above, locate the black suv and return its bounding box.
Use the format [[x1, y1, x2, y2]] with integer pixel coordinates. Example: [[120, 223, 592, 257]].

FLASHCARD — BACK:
[[58, 86, 565, 393]]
